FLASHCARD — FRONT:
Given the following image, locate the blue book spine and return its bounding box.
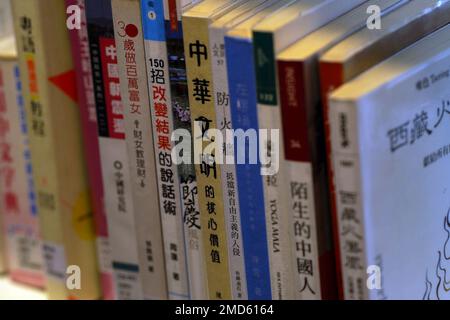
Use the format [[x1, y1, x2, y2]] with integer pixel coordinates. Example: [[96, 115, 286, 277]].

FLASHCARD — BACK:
[[225, 36, 272, 300]]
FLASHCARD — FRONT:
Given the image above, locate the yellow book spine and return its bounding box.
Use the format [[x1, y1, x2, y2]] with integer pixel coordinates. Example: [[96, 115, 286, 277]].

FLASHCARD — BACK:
[[13, 0, 100, 299], [183, 15, 231, 300]]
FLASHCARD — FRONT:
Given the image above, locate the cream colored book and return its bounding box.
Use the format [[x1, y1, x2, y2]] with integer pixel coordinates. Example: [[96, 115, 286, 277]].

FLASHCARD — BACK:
[[12, 0, 101, 299], [111, 0, 168, 300], [183, 0, 248, 300]]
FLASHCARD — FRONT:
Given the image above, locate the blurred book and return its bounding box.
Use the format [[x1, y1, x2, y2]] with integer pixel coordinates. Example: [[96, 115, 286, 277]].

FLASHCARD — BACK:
[[329, 23, 450, 299]]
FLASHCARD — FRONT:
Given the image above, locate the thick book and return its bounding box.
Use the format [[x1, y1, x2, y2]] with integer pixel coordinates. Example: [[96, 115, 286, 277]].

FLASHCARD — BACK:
[[329, 23, 450, 299], [275, 0, 407, 299], [224, 0, 293, 300], [85, 0, 144, 300], [111, 0, 168, 300], [12, 0, 101, 299], [182, 0, 249, 300], [66, 0, 114, 300], [0, 32, 44, 288], [139, 0, 191, 300], [208, 0, 277, 300], [318, 0, 450, 298], [252, 0, 365, 299]]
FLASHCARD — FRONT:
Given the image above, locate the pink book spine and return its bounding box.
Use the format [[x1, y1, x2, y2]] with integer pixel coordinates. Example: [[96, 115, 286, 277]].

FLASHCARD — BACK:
[[65, 0, 114, 300]]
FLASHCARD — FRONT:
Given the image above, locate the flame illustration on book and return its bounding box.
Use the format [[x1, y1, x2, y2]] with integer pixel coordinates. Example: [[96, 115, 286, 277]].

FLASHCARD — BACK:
[[424, 208, 450, 300]]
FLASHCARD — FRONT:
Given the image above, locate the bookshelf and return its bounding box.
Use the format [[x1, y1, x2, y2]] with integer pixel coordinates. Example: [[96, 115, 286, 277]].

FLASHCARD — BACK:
[[0, 276, 46, 300]]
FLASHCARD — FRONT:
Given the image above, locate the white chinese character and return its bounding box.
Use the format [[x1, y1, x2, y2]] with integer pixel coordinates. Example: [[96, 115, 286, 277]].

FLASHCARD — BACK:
[[109, 82, 121, 97], [105, 45, 117, 61], [107, 63, 119, 79]]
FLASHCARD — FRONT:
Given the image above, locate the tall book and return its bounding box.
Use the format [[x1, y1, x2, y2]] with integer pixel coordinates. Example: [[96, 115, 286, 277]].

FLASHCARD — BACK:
[[111, 0, 168, 300], [0, 28, 44, 287], [209, 0, 277, 300], [318, 0, 450, 298], [252, 0, 365, 299], [275, 0, 407, 299], [66, 0, 114, 300], [225, 0, 294, 300], [85, 0, 144, 299], [165, 0, 211, 300], [139, 0, 191, 300], [329, 23, 450, 300], [183, 0, 249, 300], [12, 0, 101, 299]]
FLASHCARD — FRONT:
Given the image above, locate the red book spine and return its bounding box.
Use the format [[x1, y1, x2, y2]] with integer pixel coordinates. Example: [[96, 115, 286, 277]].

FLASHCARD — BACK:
[[66, 0, 114, 300], [279, 60, 337, 300], [319, 61, 345, 300]]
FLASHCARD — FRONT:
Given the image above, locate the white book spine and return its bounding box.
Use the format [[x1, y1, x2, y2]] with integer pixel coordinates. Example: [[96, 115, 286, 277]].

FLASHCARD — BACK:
[[99, 137, 143, 299], [209, 26, 247, 300], [140, 0, 190, 300], [257, 102, 295, 299], [329, 100, 368, 300], [112, 0, 169, 300], [285, 160, 321, 299]]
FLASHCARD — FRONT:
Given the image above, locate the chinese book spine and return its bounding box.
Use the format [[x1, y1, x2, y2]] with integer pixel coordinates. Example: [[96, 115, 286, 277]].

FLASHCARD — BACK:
[[86, 0, 144, 299], [13, 0, 101, 300], [253, 31, 295, 300], [183, 13, 232, 300], [139, 0, 191, 300], [112, 0, 169, 300], [225, 34, 272, 300], [209, 24, 247, 300], [0, 56, 44, 289], [66, 0, 115, 300]]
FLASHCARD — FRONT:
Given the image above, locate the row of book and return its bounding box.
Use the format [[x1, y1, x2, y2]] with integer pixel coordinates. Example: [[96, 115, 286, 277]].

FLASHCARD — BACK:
[[0, 0, 449, 300]]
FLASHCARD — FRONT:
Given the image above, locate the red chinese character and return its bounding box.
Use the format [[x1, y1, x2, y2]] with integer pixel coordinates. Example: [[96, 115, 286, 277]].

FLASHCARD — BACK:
[[158, 135, 171, 151], [152, 86, 166, 102]]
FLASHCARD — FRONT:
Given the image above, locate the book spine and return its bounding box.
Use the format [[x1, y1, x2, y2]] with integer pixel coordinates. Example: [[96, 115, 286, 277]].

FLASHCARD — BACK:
[[183, 15, 231, 300], [225, 36, 271, 300], [65, 0, 114, 300], [329, 99, 368, 300], [139, 0, 190, 300], [163, 0, 208, 300], [278, 60, 322, 299], [0, 59, 44, 288], [13, 0, 68, 299], [14, 0, 101, 300], [319, 61, 345, 299], [85, 0, 144, 300], [112, 0, 169, 300], [253, 31, 295, 300], [210, 27, 247, 300]]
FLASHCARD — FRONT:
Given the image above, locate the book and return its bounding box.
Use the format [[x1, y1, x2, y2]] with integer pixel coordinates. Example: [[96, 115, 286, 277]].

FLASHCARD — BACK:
[[139, 0, 191, 300], [85, 0, 144, 300], [168, 0, 210, 301], [252, 0, 366, 299], [0, 31, 44, 287], [275, 0, 407, 299], [328, 23, 450, 299], [183, 0, 250, 300], [66, 0, 114, 300], [0, 213, 5, 273], [111, 0, 168, 300], [12, 0, 101, 299], [224, 0, 294, 300], [318, 0, 450, 298], [209, 0, 278, 300]]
